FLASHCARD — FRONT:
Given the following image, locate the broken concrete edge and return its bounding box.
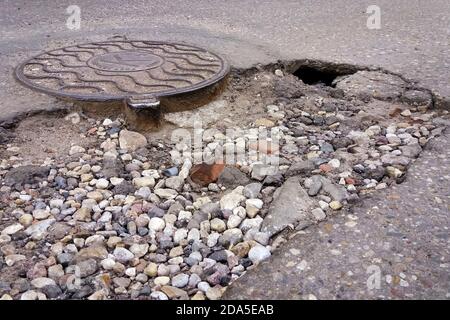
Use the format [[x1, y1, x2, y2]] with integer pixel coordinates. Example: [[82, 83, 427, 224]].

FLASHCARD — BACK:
[[237, 58, 449, 111], [2, 59, 449, 130]]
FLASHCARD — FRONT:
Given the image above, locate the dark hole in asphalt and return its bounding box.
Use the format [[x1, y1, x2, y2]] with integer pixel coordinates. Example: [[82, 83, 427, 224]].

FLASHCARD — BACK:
[[293, 66, 342, 86]]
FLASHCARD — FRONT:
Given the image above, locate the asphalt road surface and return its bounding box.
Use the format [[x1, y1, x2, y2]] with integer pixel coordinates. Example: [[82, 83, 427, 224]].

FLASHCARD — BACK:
[[0, 0, 449, 300]]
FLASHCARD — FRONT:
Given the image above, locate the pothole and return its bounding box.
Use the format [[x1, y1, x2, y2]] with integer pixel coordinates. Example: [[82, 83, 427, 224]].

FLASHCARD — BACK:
[[290, 60, 358, 87], [0, 60, 447, 301]]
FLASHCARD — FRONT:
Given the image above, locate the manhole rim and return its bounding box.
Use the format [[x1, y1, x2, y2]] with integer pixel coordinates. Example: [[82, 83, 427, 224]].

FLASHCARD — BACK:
[[14, 40, 230, 103]]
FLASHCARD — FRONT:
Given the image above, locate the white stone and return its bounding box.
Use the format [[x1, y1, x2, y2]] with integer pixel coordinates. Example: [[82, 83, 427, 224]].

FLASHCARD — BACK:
[[49, 199, 64, 208], [5, 254, 26, 266], [173, 228, 188, 244], [20, 290, 39, 300], [129, 243, 149, 258], [119, 130, 147, 151], [133, 177, 155, 188], [187, 228, 200, 242], [197, 281, 211, 293], [102, 119, 113, 126], [113, 247, 135, 263], [171, 273, 189, 288], [1, 223, 24, 235], [245, 199, 263, 218], [101, 258, 116, 270], [165, 176, 184, 191], [311, 208, 326, 221], [154, 276, 170, 286], [220, 187, 245, 210], [125, 267, 136, 277], [248, 245, 271, 264], [154, 188, 178, 199], [110, 177, 124, 186], [31, 277, 56, 289], [25, 218, 55, 239], [32, 208, 50, 220]]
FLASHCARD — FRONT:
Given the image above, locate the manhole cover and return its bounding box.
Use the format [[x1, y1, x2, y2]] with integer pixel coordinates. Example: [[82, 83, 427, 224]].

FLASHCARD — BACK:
[[15, 40, 229, 104]]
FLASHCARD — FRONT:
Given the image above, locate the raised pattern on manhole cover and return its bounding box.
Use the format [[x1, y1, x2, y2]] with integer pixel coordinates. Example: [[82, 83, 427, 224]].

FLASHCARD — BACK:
[[15, 41, 229, 102]]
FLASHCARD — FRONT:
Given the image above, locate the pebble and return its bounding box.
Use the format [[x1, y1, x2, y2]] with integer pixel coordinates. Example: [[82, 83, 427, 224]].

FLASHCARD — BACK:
[[133, 177, 155, 188], [154, 276, 171, 286], [32, 208, 50, 220], [227, 215, 243, 229], [0, 82, 437, 301], [5, 254, 26, 266], [69, 145, 85, 155], [243, 183, 263, 198], [21, 290, 39, 300], [245, 199, 263, 218], [110, 177, 124, 185], [154, 188, 178, 199], [144, 263, 158, 277], [311, 208, 326, 221], [119, 130, 147, 151], [160, 285, 189, 299], [173, 228, 188, 244], [101, 258, 116, 270], [129, 243, 149, 258], [210, 218, 227, 232], [206, 286, 223, 300], [2, 223, 24, 235], [165, 176, 184, 191], [95, 178, 109, 189], [329, 201, 343, 210], [220, 188, 246, 210], [401, 109, 412, 116], [328, 158, 341, 169], [171, 273, 189, 288], [31, 277, 56, 289], [231, 242, 251, 258], [274, 69, 284, 77], [149, 217, 166, 232], [169, 246, 184, 258], [150, 291, 168, 300]]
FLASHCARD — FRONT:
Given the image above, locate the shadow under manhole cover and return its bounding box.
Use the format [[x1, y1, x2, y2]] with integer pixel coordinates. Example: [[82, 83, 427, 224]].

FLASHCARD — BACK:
[[15, 40, 230, 130]]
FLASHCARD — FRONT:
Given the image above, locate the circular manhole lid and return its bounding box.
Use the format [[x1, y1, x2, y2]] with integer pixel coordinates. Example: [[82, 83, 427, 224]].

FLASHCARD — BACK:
[[15, 40, 230, 102]]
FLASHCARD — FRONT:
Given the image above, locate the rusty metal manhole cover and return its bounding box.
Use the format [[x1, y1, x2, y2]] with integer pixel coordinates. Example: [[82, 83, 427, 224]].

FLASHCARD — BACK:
[[15, 40, 229, 104]]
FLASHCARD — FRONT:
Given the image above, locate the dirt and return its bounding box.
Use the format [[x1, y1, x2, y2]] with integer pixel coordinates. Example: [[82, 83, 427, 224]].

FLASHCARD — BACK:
[[0, 113, 96, 165]]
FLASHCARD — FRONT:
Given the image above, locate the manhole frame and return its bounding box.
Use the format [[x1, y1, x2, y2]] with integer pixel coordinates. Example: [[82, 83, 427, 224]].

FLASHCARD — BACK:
[[14, 40, 230, 104]]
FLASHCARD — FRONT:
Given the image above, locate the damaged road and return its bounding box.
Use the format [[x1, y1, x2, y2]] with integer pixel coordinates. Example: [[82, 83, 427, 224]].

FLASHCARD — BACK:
[[0, 63, 449, 300]]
